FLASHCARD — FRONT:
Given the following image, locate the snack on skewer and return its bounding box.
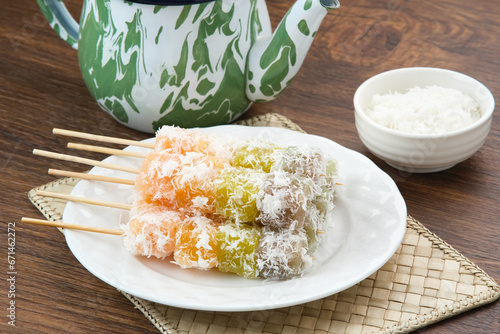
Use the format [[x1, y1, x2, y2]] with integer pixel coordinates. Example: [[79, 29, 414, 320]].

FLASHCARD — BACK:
[[216, 222, 262, 278], [135, 152, 229, 214], [215, 166, 265, 222], [122, 200, 184, 259], [232, 138, 283, 172], [173, 215, 219, 270], [124, 126, 338, 279], [154, 126, 211, 155], [33, 127, 339, 280], [272, 145, 326, 184], [257, 171, 318, 230], [257, 227, 312, 280], [154, 125, 233, 159]]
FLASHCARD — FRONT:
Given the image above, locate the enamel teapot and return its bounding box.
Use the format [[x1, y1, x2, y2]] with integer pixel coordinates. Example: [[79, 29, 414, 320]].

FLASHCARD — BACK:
[[37, 0, 340, 133]]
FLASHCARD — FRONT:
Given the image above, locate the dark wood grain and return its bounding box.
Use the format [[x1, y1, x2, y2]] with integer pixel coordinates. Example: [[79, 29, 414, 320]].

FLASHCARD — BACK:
[[1, 0, 499, 333]]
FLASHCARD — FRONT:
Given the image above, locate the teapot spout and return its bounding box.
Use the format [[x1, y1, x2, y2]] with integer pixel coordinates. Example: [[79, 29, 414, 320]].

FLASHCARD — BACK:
[[321, 0, 341, 9], [246, 0, 340, 102]]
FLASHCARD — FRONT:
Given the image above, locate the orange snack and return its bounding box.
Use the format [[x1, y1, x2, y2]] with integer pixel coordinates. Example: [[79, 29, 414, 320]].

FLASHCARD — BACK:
[[173, 216, 218, 270], [134, 152, 177, 206], [173, 154, 229, 214], [155, 126, 211, 154], [154, 126, 233, 159], [135, 152, 229, 214], [122, 203, 184, 259]]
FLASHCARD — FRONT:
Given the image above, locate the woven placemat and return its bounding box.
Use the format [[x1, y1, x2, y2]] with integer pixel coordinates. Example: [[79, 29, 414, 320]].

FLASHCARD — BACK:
[[28, 113, 499, 334]]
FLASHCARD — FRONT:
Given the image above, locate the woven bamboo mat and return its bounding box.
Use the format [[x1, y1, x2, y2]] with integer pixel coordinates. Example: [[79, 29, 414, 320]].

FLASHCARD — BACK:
[[28, 113, 499, 333]]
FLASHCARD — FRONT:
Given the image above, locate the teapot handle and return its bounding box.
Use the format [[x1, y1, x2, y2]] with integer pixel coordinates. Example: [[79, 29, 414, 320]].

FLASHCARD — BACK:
[[37, 0, 79, 49]]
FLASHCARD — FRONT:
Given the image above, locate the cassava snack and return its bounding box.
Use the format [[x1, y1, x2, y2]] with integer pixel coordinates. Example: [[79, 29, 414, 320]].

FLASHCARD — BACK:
[[122, 126, 338, 280]]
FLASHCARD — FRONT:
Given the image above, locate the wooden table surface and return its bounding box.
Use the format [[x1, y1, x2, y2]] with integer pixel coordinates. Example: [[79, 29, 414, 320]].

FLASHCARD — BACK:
[[1, 0, 498, 333]]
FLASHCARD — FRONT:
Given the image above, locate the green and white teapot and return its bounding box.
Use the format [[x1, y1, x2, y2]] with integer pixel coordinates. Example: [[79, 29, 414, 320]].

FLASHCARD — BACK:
[[37, 0, 340, 133]]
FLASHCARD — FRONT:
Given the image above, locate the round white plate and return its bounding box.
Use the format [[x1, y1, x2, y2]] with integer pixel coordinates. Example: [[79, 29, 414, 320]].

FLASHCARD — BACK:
[[63, 125, 407, 312]]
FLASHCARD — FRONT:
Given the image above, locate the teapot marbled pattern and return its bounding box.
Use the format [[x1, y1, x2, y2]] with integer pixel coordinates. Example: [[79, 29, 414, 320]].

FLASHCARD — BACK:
[[37, 0, 339, 132]]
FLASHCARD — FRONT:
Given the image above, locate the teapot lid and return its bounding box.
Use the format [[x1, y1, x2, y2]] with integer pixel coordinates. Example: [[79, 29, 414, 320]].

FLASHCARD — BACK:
[[126, 0, 216, 4]]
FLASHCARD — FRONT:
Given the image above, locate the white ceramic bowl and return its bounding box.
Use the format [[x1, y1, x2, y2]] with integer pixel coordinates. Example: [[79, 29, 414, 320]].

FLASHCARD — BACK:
[[354, 67, 495, 173]]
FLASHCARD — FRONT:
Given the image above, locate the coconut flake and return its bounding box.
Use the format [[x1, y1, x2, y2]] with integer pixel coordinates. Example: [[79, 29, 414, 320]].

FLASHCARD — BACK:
[[365, 85, 481, 135]]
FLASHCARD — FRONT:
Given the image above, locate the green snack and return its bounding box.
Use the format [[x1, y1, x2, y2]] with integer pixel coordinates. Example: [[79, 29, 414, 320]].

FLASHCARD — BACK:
[[215, 167, 265, 222], [303, 205, 321, 253], [216, 222, 262, 278], [314, 159, 338, 214], [326, 158, 338, 178], [232, 139, 283, 172]]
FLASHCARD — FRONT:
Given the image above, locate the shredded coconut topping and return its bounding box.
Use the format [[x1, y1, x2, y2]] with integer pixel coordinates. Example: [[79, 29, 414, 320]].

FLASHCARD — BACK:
[[122, 202, 184, 259], [257, 228, 312, 280], [124, 126, 339, 280], [365, 85, 481, 135], [257, 171, 317, 230]]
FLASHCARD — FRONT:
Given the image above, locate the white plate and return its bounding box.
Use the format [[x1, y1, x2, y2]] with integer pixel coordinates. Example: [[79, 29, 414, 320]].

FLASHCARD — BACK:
[[63, 125, 407, 312]]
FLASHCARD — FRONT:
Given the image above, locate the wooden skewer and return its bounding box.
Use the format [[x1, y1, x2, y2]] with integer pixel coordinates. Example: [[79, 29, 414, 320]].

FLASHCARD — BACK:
[[36, 190, 132, 210], [33, 149, 140, 174], [21, 217, 124, 236], [48, 169, 135, 186], [67, 142, 147, 158], [53, 128, 155, 149]]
